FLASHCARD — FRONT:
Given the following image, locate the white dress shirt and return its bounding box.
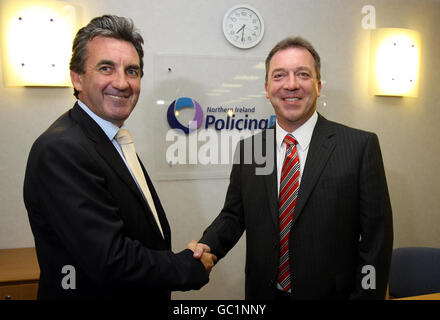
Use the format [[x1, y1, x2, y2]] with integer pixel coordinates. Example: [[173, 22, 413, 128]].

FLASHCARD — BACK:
[[276, 111, 318, 196]]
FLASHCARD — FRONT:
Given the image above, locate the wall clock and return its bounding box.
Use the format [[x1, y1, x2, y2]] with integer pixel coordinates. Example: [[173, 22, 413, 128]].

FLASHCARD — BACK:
[[222, 5, 264, 49]]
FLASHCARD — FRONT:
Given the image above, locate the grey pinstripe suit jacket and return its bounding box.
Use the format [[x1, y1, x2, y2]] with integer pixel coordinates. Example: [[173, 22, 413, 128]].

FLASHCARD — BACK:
[[201, 113, 393, 300]]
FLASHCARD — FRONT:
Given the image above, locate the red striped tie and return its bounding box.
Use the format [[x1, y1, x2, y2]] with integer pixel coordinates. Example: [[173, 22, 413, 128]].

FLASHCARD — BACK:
[[278, 134, 300, 292]]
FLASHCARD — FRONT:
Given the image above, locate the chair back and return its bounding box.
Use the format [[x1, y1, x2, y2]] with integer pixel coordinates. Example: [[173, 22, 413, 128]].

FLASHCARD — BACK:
[[389, 247, 440, 298]]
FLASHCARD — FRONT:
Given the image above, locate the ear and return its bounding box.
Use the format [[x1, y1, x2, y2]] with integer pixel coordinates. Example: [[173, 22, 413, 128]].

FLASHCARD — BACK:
[[265, 82, 269, 99], [70, 70, 82, 93], [317, 80, 322, 97]]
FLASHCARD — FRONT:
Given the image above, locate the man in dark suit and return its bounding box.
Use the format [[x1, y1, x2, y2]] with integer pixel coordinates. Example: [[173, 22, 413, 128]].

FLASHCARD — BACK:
[[192, 37, 393, 299], [23, 15, 215, 300]]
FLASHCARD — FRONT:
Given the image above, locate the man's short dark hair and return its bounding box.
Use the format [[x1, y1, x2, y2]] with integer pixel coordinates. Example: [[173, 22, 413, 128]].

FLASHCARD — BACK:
[[265, 36, 321, 83]]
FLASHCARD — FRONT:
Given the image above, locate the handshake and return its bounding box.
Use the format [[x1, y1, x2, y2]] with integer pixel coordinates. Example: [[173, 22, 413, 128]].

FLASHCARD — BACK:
[[187, 240, 217, 274]]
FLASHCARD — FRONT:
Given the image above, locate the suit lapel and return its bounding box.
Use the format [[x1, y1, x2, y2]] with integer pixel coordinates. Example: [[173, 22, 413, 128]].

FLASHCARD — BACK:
[[139, 160, 171, 242], [71, 104, 143, 199], [261, 128, 279, 228], [70, 104, 167, 240], [292, 114, 336, 227]]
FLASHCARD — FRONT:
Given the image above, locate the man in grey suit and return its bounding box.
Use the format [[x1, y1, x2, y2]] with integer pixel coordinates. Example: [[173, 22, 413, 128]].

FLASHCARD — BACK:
[[192, 37, 393, 300]]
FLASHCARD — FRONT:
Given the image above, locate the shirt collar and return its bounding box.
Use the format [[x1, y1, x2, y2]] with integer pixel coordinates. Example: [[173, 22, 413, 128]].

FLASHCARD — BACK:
[[276, 111, 318, 151], [77, 100, 124, 141]]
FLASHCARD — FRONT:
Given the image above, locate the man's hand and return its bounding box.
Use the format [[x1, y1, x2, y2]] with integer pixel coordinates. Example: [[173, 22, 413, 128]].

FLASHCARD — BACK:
[[187, 240, 217, 274], [188, 240, 211, 259]]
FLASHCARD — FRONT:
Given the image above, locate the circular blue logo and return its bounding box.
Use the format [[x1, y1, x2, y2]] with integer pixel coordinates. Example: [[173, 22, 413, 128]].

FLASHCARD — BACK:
[[167, 97, 203, 134]]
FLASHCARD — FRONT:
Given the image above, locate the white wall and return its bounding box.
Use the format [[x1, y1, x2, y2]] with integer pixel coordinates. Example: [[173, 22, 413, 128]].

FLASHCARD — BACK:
[[0, 0, 439, 300]]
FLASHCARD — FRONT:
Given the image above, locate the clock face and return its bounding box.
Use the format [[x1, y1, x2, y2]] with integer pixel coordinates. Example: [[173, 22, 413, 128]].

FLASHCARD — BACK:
[[223, 5, 264, 49]]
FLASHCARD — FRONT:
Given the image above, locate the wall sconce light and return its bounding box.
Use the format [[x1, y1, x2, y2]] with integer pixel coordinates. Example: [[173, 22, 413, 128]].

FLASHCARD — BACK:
[[1, 1, 77, 87], [369, 28, 421, 97]]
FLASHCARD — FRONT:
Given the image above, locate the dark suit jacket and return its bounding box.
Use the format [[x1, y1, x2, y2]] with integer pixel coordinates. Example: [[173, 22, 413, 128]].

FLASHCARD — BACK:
[[200, 114, 393, 300], [23, 103, 208, 299]]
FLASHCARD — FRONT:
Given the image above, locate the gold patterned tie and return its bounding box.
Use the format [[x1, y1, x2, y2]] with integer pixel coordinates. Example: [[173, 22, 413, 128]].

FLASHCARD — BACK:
[[115, 128, 164, 238]]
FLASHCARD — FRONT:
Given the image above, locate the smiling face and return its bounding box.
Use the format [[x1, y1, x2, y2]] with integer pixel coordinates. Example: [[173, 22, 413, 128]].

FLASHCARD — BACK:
[[70, 36, 141, 127], [265, 47, 322, 132]]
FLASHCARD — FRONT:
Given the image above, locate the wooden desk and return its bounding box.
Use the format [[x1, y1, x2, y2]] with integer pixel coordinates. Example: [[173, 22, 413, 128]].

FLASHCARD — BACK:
[[394, 293, 440, 300], [0, 247, 40, 300]]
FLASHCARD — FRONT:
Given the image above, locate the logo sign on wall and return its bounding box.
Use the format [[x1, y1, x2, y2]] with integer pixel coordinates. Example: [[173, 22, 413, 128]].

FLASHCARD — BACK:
[[167, 97, 276, 134], [166, 97, 203, 134]]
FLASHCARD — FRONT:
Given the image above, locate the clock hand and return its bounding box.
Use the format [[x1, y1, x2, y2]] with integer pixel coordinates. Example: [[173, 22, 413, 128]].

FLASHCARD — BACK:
[[236, 24, 245, 34], [236, 24, 246, 42]]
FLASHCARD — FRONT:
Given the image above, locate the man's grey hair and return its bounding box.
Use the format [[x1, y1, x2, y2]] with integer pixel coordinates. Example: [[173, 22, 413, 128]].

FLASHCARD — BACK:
[[69, 15, 144, 98]]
